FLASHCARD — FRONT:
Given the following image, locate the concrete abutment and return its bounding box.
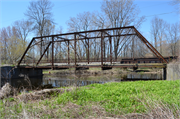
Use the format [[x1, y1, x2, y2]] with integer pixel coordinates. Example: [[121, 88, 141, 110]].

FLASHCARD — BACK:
[[167, 64, 180, 80], [1, 66, 42, 88]]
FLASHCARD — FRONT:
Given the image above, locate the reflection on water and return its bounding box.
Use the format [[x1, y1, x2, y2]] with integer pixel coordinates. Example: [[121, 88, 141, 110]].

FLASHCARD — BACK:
[[125, 73, 162, 81], [1, 76, 43, 88], [1, 73, 162, 88], [43, 73, 162, 87], [43, 78, 106, 87]]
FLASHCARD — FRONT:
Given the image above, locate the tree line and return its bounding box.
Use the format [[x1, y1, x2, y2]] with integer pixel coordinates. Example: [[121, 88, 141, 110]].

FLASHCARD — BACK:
[[0, 0, 179, 65]]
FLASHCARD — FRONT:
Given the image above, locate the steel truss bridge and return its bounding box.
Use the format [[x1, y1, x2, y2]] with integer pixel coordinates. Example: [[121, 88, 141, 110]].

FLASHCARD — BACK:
[[17, 26, 172, 70]]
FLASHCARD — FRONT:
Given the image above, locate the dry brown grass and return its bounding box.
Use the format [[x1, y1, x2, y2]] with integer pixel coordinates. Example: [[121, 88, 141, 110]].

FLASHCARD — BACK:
[[1, 92, 180, 119]]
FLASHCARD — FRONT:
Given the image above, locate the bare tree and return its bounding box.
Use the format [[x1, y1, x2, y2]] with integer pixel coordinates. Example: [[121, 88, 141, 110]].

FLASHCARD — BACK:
[[101, 0, 145, 59], [13, 19, 33, 47], [150, 17, 167, 55], [92, 12, 110, 29], [67, 12, 94, 60], [0, 26, 26, 64], [166, 22, 180, 56], [56, 26, 63, 34], [25, 0, 54, 55], [67, 12, 93, 32], [171, 0, 180, 14], [171, 0, 180, 5], [65, 0, 145, 61], [0, 27, 10, 63]]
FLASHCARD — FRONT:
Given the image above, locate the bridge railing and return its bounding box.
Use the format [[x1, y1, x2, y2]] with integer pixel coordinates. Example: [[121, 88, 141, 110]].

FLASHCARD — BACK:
[[19, 56, 176, 67]]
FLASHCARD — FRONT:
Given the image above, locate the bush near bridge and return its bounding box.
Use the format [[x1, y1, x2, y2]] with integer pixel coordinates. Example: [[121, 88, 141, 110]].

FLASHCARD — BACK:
[[0, 80, 179, 118]]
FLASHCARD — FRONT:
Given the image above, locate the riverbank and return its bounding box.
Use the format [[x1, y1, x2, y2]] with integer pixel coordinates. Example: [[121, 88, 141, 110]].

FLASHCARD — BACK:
[[0, 80, 179, 118], [43, 68, 162, 76]]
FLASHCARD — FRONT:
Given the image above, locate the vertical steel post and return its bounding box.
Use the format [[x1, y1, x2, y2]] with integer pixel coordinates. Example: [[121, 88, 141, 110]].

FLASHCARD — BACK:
[[60, 42, 61, 63], [104, 38, 106, 62], [47, 39, 49, 62], [110, 36, 112, 64], [74, 34, 77, 67], [41, 38, 42, 56], [132, 36, 135, 63], [101, 32, 104, 67], [33, 46, 35, 66], [68, 41, 70, 64], [88, 39, 89, 64], [52, 36, 54, 69]]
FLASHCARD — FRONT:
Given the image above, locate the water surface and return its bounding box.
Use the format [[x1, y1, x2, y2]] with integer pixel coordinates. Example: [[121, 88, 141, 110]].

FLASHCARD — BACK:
[[43, 73, 162, 87], [2, 73, 162, 88]]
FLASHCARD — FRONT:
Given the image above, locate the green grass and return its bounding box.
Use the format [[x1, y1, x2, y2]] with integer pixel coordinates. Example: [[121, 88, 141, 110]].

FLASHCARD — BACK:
[[55, 80, 180, 114], [0, 80, 179, 118]]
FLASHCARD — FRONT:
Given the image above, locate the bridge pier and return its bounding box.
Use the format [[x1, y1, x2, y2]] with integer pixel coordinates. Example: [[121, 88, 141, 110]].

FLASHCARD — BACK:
[[167, 64, 180, 80], [1, 66, 42, 88], [162, 67, 166, 80]]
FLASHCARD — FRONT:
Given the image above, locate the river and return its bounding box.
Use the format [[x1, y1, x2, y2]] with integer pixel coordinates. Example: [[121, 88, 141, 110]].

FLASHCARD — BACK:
[[1, 72, 162, 88], [43, 73, 162, 88]]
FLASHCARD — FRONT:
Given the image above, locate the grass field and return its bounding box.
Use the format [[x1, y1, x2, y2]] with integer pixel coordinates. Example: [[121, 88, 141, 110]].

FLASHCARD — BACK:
[[0, 80, 179, 118]]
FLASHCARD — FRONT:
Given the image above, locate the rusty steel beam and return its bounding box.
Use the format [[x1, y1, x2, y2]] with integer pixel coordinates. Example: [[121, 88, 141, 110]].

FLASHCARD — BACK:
[[109, 36, 112, 64], [88, 39, 89, 64], [133, 27, 168, 63], [36, 42, 52, 66], [78, 33, 90, 64], [29, 39, 45, 49], [68, 41, 70, 64], [52, 37, 54, 69], [110, 28, 133, 59], [18, 63, 167, 70], [54, 33, 136, 42], [59, 42, 61, 62], [25, 56, 175, 64], [18, 38, 35, 66], [40, 38, 42, 56], [78, 33, 89, 39], [103, 31, 111, 37], [33, 26, 135, 39], [101, 32, 104, 67], [74, 34, 77, 67], [18, 26, 168, 67], [56, 36, 70, 41], [145, 43, 163, 62]]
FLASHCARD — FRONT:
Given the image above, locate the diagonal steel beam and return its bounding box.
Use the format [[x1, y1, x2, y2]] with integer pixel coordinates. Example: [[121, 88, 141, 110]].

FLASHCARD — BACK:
[[78, 33, 89, 39], [56, 36, 70, 41], [36, 42, 52, 66], [18, 38, 35, 66], [133, 27, 168, 63]]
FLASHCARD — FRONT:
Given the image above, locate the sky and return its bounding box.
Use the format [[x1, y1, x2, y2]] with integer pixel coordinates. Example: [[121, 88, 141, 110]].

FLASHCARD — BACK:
[[0, 0, 179, 41]]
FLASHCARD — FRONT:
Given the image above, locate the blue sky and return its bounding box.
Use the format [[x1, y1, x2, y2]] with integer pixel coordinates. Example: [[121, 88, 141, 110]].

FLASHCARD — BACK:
[[0, 0, 179, 41]]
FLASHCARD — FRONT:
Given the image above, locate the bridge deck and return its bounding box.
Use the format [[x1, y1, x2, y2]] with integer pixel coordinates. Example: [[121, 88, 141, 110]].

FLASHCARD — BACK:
[[18, 63, 166, 69]]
